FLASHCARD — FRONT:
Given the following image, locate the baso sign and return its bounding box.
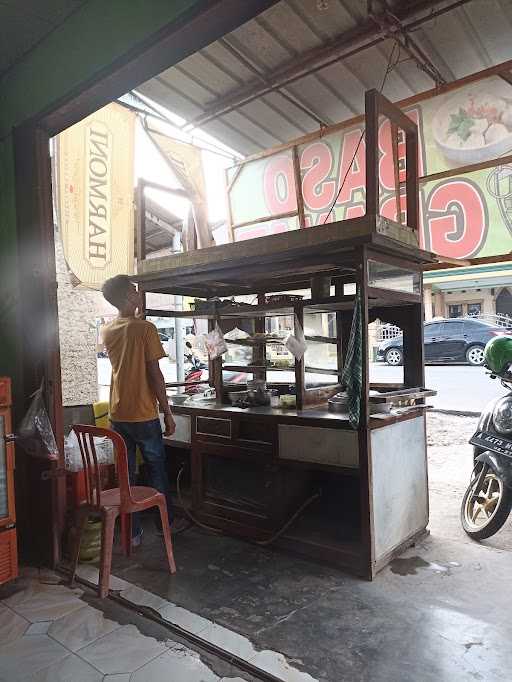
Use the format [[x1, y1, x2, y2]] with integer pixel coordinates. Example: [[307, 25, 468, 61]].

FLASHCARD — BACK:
[[57, 102, 135, 288], [227, 74, 512, 260]]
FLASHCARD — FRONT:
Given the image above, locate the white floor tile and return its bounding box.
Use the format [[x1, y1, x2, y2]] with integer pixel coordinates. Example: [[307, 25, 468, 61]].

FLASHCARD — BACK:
[[200, 623, 257, 662], [0, 634, 68, 681], [25, 621, 51, 636], [76, 564, 129, 591], [119, 584, 171, 613], [78, 624, 166, 674], [248, 650, 318, 682], [4, 583, 84, 623], [158, 604, 213, 636], [131, 647, 219, 682], [48, 604, 119, 652], [24, 653, 102, 681], [0, 605, 29, 643]]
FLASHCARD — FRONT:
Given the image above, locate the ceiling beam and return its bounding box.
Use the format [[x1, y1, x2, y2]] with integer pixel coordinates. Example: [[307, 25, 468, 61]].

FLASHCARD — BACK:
[[368, 1, 447, 86], [213, 36, 330, 128], [185, 0, 472, 129]]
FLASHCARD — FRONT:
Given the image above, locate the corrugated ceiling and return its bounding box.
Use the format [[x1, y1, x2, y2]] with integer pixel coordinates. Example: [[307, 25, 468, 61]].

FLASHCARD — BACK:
[[137, 0, 512, 157]]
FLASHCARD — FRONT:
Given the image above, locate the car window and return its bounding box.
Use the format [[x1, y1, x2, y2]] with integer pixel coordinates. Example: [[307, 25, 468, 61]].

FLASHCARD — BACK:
[[424, 323, 441, 336], [463, 320, 485, 332], [441, 321, 464, 335]]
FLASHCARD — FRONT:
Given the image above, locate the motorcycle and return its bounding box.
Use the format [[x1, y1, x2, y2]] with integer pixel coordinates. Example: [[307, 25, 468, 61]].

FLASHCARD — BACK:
[[461, 370, 512, 540], [184, 355, 247, 394], [184, 357, 208, 395]]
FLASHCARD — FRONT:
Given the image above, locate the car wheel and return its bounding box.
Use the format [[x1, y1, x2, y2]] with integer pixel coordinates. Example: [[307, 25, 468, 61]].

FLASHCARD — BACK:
[[385, 348, 403, 366], [466, 344, 485, 366]]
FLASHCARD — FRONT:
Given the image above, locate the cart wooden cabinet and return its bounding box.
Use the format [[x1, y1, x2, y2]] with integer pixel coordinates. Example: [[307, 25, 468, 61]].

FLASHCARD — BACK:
[[136, 91, 437, 579]]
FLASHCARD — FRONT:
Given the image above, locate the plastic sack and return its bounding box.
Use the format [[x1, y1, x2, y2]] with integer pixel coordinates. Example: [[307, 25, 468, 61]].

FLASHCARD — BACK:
[[285, 314, 307, 361], [18, 384, 59, 459], [204, 323, 228, 360], [64, 429, 114, 472]]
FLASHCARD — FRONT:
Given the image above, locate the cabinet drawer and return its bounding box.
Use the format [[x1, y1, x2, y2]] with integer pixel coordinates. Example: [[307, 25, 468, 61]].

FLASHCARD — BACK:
[[278, 425, 359, 468], [237, 419, 276, 446], [196, 416, 232, 439]]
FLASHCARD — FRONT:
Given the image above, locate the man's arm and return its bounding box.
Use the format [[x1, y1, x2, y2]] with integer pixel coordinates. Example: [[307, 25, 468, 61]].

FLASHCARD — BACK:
[[146, 360, 176, 436]]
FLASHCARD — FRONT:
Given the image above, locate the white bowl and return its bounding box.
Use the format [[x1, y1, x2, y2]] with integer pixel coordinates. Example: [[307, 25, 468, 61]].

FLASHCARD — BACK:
[[170, 394, 189, 406], [433, 86, 512, 165]]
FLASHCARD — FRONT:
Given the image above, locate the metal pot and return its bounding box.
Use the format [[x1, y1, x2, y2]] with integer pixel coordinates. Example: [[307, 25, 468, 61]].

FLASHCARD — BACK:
[[228, 390, 248, 404]]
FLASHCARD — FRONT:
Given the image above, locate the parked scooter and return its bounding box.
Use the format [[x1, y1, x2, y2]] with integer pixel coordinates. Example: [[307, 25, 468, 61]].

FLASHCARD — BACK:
[[461, 336, 512, 539], [184, 356, 209, 395], [184, 355, 247, 394]]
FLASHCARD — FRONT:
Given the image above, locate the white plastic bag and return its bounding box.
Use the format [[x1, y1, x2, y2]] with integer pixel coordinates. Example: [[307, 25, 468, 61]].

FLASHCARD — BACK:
[[64, 430, 114, 472], [285, 314, 307, 361], [204, 323, 228, 360], [18, 383, 59, 459]]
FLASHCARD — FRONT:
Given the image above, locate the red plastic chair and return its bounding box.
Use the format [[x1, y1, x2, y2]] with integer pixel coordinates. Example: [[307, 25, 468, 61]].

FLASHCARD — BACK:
[[69, 424, 176, 598]]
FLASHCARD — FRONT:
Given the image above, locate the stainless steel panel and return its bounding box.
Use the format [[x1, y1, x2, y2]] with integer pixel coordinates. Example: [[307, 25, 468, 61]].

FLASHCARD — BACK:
[[160, 413, 191, 443], [278, 424, 359, 468], [371, 415, 428, 561]]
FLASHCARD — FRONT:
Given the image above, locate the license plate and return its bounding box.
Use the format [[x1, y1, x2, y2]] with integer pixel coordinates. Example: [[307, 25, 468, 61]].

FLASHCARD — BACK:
[[470, 431, 512, 458]]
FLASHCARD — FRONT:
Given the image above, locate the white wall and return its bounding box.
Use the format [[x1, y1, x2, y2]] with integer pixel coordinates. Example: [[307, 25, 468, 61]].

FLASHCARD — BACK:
[[55, 234, 115, 406]]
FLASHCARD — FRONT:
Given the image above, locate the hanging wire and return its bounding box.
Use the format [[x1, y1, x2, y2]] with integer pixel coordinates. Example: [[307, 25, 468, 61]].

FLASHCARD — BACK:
[[322, 41, 401, 224]]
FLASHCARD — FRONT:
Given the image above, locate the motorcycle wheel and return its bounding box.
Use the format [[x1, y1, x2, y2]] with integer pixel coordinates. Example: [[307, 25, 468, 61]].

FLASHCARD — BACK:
[[461, 467, 512, 540]]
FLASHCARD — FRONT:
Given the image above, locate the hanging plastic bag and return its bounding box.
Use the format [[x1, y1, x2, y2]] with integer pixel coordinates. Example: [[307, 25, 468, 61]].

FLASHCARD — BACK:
[[204, 323, 228, 360], [285, 314, 307, 361], [18, 382, 59, 459]]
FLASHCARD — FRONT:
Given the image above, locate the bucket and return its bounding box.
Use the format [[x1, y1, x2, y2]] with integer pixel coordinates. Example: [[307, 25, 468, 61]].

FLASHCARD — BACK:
[[79, 519, 102, 563]]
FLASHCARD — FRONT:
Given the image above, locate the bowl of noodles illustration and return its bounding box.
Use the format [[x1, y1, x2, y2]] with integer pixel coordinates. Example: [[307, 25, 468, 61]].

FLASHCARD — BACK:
[[433, 86, 512, 165]]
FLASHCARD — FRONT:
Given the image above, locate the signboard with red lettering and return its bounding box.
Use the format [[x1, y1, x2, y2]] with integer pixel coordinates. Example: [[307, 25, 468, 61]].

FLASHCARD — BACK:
[[227, 75, 512, 259]]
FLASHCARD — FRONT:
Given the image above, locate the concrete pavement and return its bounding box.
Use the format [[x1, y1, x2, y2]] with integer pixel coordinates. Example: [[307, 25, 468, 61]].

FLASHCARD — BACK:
[[370, 363, 508, 414], [98, 358, 508, 415]]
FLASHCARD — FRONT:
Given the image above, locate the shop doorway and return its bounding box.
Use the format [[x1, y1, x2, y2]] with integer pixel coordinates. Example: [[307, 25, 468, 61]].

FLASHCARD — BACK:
[[13, 0, 278, 568], [496, 287, 512, 317]]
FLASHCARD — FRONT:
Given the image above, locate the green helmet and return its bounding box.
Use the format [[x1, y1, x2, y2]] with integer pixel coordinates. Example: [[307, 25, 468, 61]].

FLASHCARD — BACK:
[[484, 335, 512, 375]]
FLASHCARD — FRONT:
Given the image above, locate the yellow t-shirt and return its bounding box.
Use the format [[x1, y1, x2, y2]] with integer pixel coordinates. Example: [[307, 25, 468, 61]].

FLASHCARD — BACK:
[[102, 317, 166, 422]]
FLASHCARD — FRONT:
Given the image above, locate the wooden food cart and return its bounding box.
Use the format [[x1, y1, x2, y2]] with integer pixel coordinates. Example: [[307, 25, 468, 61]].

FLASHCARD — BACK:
[[135, 91, 436, 579]]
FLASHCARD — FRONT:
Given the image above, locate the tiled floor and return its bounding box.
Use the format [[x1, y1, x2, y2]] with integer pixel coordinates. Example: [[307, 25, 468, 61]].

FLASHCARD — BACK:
[[0, 570, 248, 682], [76, 563, 317, 682]]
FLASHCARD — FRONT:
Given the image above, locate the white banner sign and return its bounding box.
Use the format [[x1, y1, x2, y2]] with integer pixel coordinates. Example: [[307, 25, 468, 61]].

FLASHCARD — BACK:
[[57, 102, 136, 288]]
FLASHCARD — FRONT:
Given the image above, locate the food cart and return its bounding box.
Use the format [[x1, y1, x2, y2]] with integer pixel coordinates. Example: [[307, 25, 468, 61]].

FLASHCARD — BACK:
[[134, 91, 436, 579]]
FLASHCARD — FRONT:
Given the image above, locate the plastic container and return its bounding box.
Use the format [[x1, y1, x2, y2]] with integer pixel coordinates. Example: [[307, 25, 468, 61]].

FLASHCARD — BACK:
[[279, 394, 296, 409], [79, 519, 102, 563]]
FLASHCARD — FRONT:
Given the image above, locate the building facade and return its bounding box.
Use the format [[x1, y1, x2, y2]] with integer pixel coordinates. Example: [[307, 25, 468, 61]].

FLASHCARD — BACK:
[[424, 262, 512, 321]]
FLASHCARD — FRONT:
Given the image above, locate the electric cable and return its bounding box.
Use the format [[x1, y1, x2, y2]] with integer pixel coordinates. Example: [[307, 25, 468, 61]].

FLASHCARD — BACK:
[[176, 466, 322, 546], [322, 40, 400, 225]]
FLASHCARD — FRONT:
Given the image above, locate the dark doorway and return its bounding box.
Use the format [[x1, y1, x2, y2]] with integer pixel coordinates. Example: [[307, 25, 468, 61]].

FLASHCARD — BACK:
[[496, 288, 512, 316]]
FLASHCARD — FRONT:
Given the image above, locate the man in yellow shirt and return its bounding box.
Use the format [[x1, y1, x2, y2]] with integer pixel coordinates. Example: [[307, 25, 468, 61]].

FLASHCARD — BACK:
[[102, 275, 177, 545]]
